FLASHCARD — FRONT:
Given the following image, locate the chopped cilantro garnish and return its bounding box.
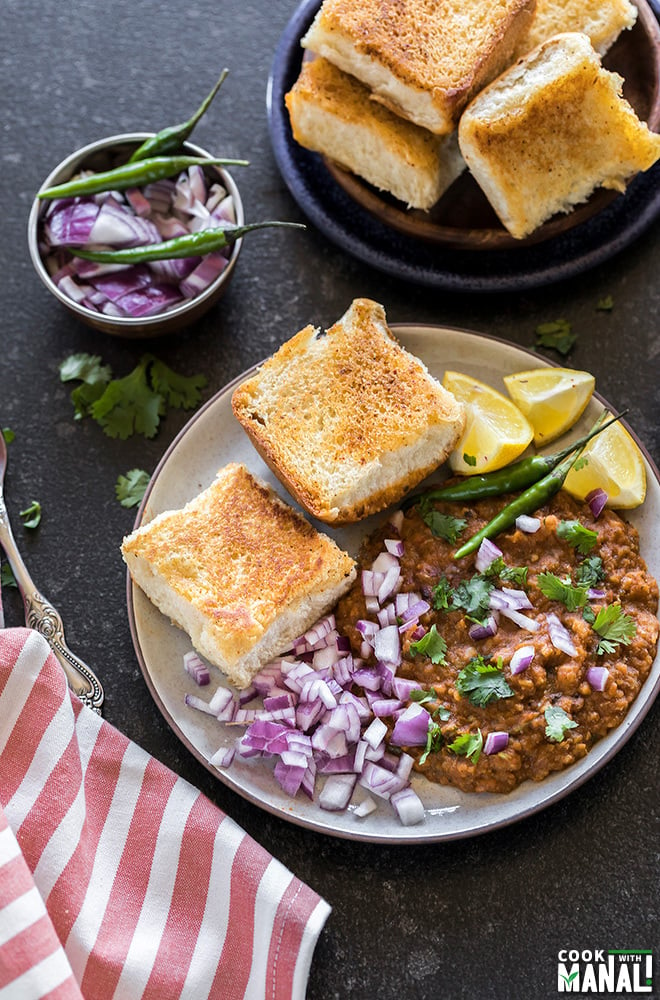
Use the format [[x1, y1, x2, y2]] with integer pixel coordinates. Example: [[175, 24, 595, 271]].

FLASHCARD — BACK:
[[451, 575, 493, 622], [544, 705, 578, 742], [463, 453, 477, 467], [537, 572, 589, 612], [575, 556, 605, 588], [60, 353, 113, 420], [91, 356, 164, 440], [431, 576, 453, 610], [421, 509, 467, 544], [456, 655, 513, 708], [448, 730, 483, 763], [485, 556, 528, 587], [596, 295, 614, 312], [557, 519, 598, 555], [149, 357, 207, 410], [2, 427, 15, 444], [534, 319, 576, 357], [409, 625, 447, 664], [19, 500, 41, 529], [115, 469, 150, 509], [591, 603, 637, 655], [418, 721, 444, 765], [1, 562, 17, 588]]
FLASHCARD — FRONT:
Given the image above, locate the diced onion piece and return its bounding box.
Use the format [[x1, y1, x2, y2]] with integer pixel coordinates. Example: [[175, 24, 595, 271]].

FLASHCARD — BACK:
[[586, 488, 608, 519], [469, 615, 499, 641], [388, 510, 404, 533], [363, 716, 387, 749], [390, 703, 430, 746], [354, 795, 378, 818], [319, 773, 357, 811], [183, 650, 211, 686], [515, 514, 541, 533], [546, 613, 577, 656], [586, 666, 609, 691], [510, 645, 535, 674], [184, 693, 216, 716], [373, 625, 401, 666], [475, 538, 503, 573], [484, 731, 509, 755], [500, 607, 540, 632], [384, 538, 405, 557], [390, 787, 425, 826], [209, 746, 235, 768]]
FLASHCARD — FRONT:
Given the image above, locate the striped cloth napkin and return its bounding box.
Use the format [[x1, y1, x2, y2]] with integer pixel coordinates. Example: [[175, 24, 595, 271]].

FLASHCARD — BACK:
[[0, 627, 330, 999]]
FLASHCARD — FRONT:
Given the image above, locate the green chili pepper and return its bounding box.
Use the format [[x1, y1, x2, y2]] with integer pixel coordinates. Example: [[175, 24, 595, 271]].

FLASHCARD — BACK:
[[128, 68, 229, 162], [404, 409, 629, 510], [452, 411, 624, 560], [71, 221, 305, 263], [37, 154, 249, 200]]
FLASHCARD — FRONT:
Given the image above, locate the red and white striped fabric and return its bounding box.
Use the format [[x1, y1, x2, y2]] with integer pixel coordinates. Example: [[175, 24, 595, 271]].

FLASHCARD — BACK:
[[0, 627, 331, 999]]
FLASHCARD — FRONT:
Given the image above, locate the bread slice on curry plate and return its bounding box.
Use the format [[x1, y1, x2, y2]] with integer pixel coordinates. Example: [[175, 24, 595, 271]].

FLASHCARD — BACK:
[[121, 463, 357, 689], [231, 298, 466, 524]]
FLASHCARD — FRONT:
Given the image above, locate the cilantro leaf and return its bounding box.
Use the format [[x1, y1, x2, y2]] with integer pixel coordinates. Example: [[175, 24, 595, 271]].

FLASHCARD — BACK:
[[456, 656, 513, 708], [463, 453, 477, 467], [91, 356, 164, 440], [485, 556, 528, 587], [432, 576, 453, 611], [149, 357, 207, 410], [575, 556, 605, 588], [544, 705, 578, 742], [115, 469, 150, 509], [448, 730, 483, 763], [591, 603, 636, 655], [419, 720, 444, 765], [409, 625, 447, 664], [19, 500, 41, 529], [2, 427, 15, 444], [534, 319, 576, 357], [450, 575, 493, 622], [422, 509, 467, 543], [557, 519, 598, 555], [1, 562, 17, 588], [596, 295, 614, 312], [537, 572, 589, 612], [59, 353, 112, 385]]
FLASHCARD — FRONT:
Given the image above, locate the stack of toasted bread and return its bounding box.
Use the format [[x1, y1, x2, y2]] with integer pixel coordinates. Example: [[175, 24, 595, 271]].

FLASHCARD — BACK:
[[285, 0, 660, 237], [122, 299, 466, 689]]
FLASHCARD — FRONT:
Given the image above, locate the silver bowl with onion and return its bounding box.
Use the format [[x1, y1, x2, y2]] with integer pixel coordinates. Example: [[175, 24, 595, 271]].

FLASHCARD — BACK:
[[27, 132, 245, 339]]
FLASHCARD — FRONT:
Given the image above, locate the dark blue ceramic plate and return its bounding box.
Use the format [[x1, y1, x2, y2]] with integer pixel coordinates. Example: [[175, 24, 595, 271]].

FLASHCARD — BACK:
[[267, 0, 660, 292]]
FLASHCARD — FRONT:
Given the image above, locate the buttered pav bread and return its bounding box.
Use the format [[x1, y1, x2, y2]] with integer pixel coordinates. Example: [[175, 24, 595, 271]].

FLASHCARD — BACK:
[[285, 57, 465, 210], [231, 299, 466, 524], [121, 463, 357, 689], [300, 0, 536, 135], [458, 32, 660, 240], [515, 0, 637, 57]]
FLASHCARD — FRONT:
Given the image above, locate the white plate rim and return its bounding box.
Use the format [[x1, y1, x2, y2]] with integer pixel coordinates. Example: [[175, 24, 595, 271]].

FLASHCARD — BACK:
[[127, 325, 660, 843]]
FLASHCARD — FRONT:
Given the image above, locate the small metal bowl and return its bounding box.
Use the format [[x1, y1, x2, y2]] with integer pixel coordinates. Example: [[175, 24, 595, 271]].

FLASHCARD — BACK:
[[28, 132, 244, 338]]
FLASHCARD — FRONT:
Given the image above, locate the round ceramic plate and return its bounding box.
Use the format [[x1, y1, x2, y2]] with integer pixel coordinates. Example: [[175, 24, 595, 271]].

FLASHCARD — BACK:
[[127, 326, 660, 843], [267, 0, 660, 290]]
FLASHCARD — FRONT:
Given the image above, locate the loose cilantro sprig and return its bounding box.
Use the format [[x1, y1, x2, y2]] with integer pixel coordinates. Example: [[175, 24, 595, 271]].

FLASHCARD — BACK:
[[456, 655, 513, 708], [421, 509, 467, 544], [575, 556, 605, 588], [589, 604, 636, 655], [59, 352, 207, 440], [537, 572, 589, 612], [409, 625, 447, 664], [450, 575, 494, 623], [534, 319, 577, 356], [115, 469, 150, 509], [419, 721, 444, 765], [448, 730, 483, 763], [544, 705, 578, 742], [484, 556, 528, 587], [2, 427, 15, 444], [19, 501, 42, 529], [557, 519, 598, 555]]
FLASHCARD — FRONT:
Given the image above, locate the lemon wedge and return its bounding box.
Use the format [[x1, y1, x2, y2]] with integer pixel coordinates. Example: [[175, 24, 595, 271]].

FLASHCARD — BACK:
[[442, 371, 534, 474], [503, 367, 595, 446], [563, 415, 646, 508]]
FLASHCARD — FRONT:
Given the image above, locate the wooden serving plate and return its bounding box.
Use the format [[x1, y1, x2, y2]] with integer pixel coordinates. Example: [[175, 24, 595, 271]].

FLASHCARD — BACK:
[[321, 0, 660, 251]]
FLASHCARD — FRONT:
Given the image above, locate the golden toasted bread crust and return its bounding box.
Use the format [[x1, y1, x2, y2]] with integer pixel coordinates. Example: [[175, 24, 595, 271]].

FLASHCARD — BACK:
[[516, 0, 637, 56], [121, 464, 356, 677], [458, 32, 660, 238], [232, 299, 466, 523], [303, 0, 536, 129]]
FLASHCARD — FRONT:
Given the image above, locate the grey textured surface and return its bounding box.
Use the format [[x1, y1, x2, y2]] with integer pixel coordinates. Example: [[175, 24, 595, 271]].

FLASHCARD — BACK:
[[1, 2, 658, 997]]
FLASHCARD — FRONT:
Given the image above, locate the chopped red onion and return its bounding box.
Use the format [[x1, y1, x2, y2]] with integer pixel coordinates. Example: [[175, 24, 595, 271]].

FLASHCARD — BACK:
[[468, 615, 499, 641], [371, 551, 400, 575], [484, 731, 509, 755], [390, 787, 425, 826], [363, 717, 387, 749], [587, 588, 606, 601], [319, 773, 357, 811], [586, 488, 608, 519], [510, 645, 535, 674], [586, 665, 609, 691], [373, 625, 401, 666], [377, 565, 401, 605], [390, 703, 430, 746], [184, 693, 216, 716], [183, 650, 210, 686], [384, 538, 405, 557], [475, 538, 502, 573], [209, 746, 235, 768], [515, 514, 541, 533], [353, 796, 378, 817], [388, 510, 404, 533], [546, 613, 578, 656], [500, 607, 541, 632]]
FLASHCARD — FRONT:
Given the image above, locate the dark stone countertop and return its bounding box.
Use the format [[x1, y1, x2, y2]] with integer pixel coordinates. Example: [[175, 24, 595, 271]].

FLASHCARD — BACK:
[[1, 2, 658, 997]]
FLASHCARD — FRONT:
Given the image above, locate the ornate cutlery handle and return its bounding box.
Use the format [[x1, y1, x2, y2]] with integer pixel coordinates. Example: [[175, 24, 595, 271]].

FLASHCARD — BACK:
[[0, 499, 104, 713]]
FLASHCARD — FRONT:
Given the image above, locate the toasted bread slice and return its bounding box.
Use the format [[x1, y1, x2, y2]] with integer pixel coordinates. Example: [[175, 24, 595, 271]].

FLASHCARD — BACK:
[[285, 57, 465, 210], [121, 463, 357, 689], [458, 32, 660, 240], [232, 299, 466, 524], [301, 0, 536, 135], [516, 0, 637, 57]]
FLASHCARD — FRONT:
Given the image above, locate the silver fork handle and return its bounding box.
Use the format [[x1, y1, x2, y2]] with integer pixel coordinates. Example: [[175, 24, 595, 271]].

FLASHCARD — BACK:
[[0, 506, 104, 713]]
